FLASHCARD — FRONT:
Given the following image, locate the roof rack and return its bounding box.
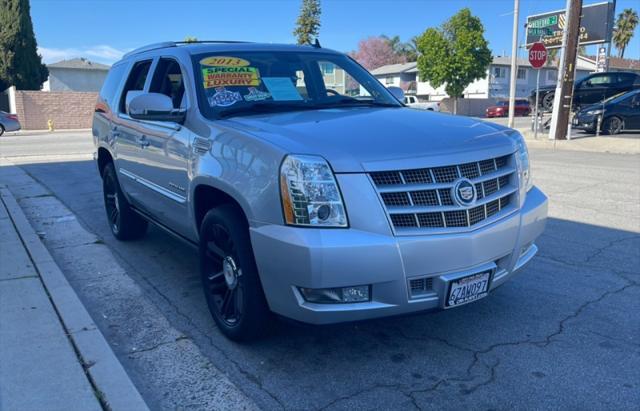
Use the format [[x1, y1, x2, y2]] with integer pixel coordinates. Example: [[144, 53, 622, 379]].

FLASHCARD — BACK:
[[122, 40, 254, 59]]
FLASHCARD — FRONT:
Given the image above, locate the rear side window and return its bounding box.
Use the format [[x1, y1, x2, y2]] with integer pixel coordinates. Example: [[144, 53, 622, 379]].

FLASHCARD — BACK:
[[119, 60, 152, 113], [99, 63, 127, 109], [149, 58, 186, 109]]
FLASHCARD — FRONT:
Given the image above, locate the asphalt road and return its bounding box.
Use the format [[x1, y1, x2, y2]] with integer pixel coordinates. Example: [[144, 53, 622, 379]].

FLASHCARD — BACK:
[[1, 132, 639, 410]]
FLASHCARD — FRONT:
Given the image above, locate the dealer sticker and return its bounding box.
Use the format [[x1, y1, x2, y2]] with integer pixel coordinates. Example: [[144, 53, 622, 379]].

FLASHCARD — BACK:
[[202, 66, 261, 88], [207, 87, 242, 107], [243, 87, 272, 102], [200, 56, 250, 67]]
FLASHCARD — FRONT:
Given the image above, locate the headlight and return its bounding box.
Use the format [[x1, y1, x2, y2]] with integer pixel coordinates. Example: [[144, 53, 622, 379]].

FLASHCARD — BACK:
[[280, 154, 348, 227], [514, 133, 532, 193], [586, 109, 603, 116]]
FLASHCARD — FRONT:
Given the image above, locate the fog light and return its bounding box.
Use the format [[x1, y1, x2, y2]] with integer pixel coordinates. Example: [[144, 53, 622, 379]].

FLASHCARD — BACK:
[[299, 285, 370, 304]]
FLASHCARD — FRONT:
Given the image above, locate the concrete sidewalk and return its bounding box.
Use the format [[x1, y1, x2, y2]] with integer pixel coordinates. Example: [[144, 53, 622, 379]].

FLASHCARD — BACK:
[[0, 189, 101, 410], [0, 186, 148, 411], [520, 129, 640, 155]]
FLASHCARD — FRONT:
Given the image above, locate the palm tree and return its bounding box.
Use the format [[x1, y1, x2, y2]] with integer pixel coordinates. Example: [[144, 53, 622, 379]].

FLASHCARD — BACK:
[[612, 8, 639, 58]]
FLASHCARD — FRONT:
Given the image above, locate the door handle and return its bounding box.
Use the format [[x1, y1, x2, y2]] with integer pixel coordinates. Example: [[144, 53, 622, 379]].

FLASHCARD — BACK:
[[138, 135, 150, 148]]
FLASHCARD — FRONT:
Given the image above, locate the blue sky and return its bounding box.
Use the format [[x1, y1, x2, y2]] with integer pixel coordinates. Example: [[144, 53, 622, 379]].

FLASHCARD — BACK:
[[31, 0, 640, 65]]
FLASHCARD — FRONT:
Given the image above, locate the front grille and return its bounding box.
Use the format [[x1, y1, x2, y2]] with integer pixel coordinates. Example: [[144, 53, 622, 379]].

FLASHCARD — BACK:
[[370, 154, 517, 234]]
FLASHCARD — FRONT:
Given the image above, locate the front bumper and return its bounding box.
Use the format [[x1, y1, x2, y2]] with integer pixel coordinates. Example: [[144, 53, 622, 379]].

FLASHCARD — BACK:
[[251, 187, 548, 324], [573, 114, 597, 131]]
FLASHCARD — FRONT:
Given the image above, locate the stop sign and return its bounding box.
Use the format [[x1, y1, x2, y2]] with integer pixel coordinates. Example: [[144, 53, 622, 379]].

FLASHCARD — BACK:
[[529, 42, 548, 69]]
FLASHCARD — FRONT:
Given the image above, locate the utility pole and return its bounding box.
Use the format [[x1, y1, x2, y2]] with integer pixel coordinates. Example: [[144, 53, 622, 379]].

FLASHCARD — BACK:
[[508, 0, 520, 128], [548, 0, 583, 140]]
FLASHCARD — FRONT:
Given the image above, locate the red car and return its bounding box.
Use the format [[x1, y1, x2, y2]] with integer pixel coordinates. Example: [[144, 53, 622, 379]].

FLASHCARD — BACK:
[[485, 100, 531, 118]]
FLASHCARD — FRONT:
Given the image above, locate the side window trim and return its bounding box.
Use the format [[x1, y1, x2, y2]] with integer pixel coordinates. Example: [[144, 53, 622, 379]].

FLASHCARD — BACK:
[[118, 58, 155, 116], [153, 55, 191, 110]]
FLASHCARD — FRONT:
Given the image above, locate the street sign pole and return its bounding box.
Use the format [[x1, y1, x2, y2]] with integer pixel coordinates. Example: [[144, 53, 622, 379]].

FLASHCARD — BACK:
[[508, 0, 520, 128], [528, 42, 547, 140], [535, 69, 540, 139]]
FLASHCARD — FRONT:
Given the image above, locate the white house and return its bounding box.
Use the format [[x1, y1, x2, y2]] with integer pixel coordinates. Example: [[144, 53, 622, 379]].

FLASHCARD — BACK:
[[371, 56, 596, 101], [42, 58, 110, 92]]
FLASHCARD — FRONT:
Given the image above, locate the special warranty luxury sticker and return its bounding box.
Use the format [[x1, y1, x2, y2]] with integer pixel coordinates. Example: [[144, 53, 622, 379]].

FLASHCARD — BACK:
[[202, 66, 261, 87]]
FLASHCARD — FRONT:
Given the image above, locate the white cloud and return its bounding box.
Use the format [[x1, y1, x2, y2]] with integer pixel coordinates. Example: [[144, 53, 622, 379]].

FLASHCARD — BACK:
[[38, 45, 130, 65]]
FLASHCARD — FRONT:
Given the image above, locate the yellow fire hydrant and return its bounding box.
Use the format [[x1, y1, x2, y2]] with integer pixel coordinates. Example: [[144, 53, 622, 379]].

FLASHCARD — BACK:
[[47, 119, 54, 132]]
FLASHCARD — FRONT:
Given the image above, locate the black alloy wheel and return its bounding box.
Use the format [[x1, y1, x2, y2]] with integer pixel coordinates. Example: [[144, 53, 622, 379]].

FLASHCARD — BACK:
[[199, 205, 271, 341], [102, 163, 147, 240]]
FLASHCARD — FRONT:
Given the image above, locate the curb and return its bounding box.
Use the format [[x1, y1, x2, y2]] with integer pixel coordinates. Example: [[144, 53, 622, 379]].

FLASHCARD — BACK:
[[0, 186, 149, 411], [4, 128, 91, 136]]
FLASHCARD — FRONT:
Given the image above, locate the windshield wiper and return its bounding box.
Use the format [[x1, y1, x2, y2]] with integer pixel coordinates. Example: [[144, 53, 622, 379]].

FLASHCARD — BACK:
[[318, 98, 400, 108], [218, 102, 322, 118]]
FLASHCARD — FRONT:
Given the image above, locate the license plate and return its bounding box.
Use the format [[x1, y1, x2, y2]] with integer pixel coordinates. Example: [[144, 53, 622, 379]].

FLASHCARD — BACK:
[[445, 271, 491, 308]]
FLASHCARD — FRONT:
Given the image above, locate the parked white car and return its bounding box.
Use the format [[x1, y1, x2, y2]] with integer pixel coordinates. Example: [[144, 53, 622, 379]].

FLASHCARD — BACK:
[[404, 95, 440, 112]]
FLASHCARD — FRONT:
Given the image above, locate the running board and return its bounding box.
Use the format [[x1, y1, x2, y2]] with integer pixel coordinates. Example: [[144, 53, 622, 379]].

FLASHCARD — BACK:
[[131, 207, 199, 250]]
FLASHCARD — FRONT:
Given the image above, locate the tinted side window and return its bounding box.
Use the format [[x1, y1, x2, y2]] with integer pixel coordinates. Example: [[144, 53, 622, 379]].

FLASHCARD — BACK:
[[99, 63, 127, 109], [149, 58, 186, 109], [119, 60, 152, 113], [617, 73, 634, 86], [587, 75, 613, 85]]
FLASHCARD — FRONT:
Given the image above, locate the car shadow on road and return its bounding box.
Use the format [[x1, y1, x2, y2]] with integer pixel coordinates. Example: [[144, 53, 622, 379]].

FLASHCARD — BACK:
[[11, 159, 640, 410]]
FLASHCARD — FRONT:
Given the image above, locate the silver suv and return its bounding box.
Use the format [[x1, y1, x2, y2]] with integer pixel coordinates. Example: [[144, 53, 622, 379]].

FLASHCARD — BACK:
[[93, 41, 548, 341]]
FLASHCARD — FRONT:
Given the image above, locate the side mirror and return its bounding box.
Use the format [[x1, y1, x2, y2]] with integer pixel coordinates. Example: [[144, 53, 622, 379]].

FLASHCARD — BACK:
[[128, 92, 185, 123], [387, 86, 405, 102]]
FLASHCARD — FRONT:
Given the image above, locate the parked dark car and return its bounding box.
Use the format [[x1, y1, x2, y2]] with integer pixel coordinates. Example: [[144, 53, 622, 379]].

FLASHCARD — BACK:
[[485, 100, 530, 118], [573, 89, 640, 135], [0, 111, 21, 136], [531, 71, 640, 112]]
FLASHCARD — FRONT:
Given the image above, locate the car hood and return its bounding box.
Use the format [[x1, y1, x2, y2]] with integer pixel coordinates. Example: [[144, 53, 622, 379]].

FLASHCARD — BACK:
[[220, 107, 519, 172], [578, 102, 612, 114]]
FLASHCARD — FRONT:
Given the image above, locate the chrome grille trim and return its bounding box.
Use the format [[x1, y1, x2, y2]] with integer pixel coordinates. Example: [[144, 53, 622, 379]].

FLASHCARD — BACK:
[[370, 154, 518, 235]]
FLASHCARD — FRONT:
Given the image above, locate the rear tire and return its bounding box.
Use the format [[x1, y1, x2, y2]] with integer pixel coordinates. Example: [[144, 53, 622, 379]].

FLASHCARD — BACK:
[[199, 204, 271, 341], [603, 116, 623, 135], [102, 163, 148, 240], [542, 93, 555, 112]]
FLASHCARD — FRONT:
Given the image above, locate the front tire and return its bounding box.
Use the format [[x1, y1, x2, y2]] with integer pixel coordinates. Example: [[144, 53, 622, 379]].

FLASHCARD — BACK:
[[199, 205, 271, 341], [0, 125, 5, 137], [102, 163, 148, 240], [542, 93, 555, 112], [602, 116, 623, 135]]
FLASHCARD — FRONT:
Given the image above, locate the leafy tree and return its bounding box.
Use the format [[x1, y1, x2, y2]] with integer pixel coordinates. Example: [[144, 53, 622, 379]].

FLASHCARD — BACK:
[[350, 36, 406, 70], [416, 8, 491, 114], [183, 36, 198, 43], [293, 0, 321, 45], [612, 8, 639, 58], [0, 0, 48, 91]]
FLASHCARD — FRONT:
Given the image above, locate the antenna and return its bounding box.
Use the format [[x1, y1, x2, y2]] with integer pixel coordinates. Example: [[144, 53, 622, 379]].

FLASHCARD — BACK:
[[312, 38, 321, 48]]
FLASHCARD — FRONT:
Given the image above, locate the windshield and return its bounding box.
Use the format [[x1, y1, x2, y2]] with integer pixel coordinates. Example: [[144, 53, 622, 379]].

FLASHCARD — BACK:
[[191, 51, 401, 119]]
